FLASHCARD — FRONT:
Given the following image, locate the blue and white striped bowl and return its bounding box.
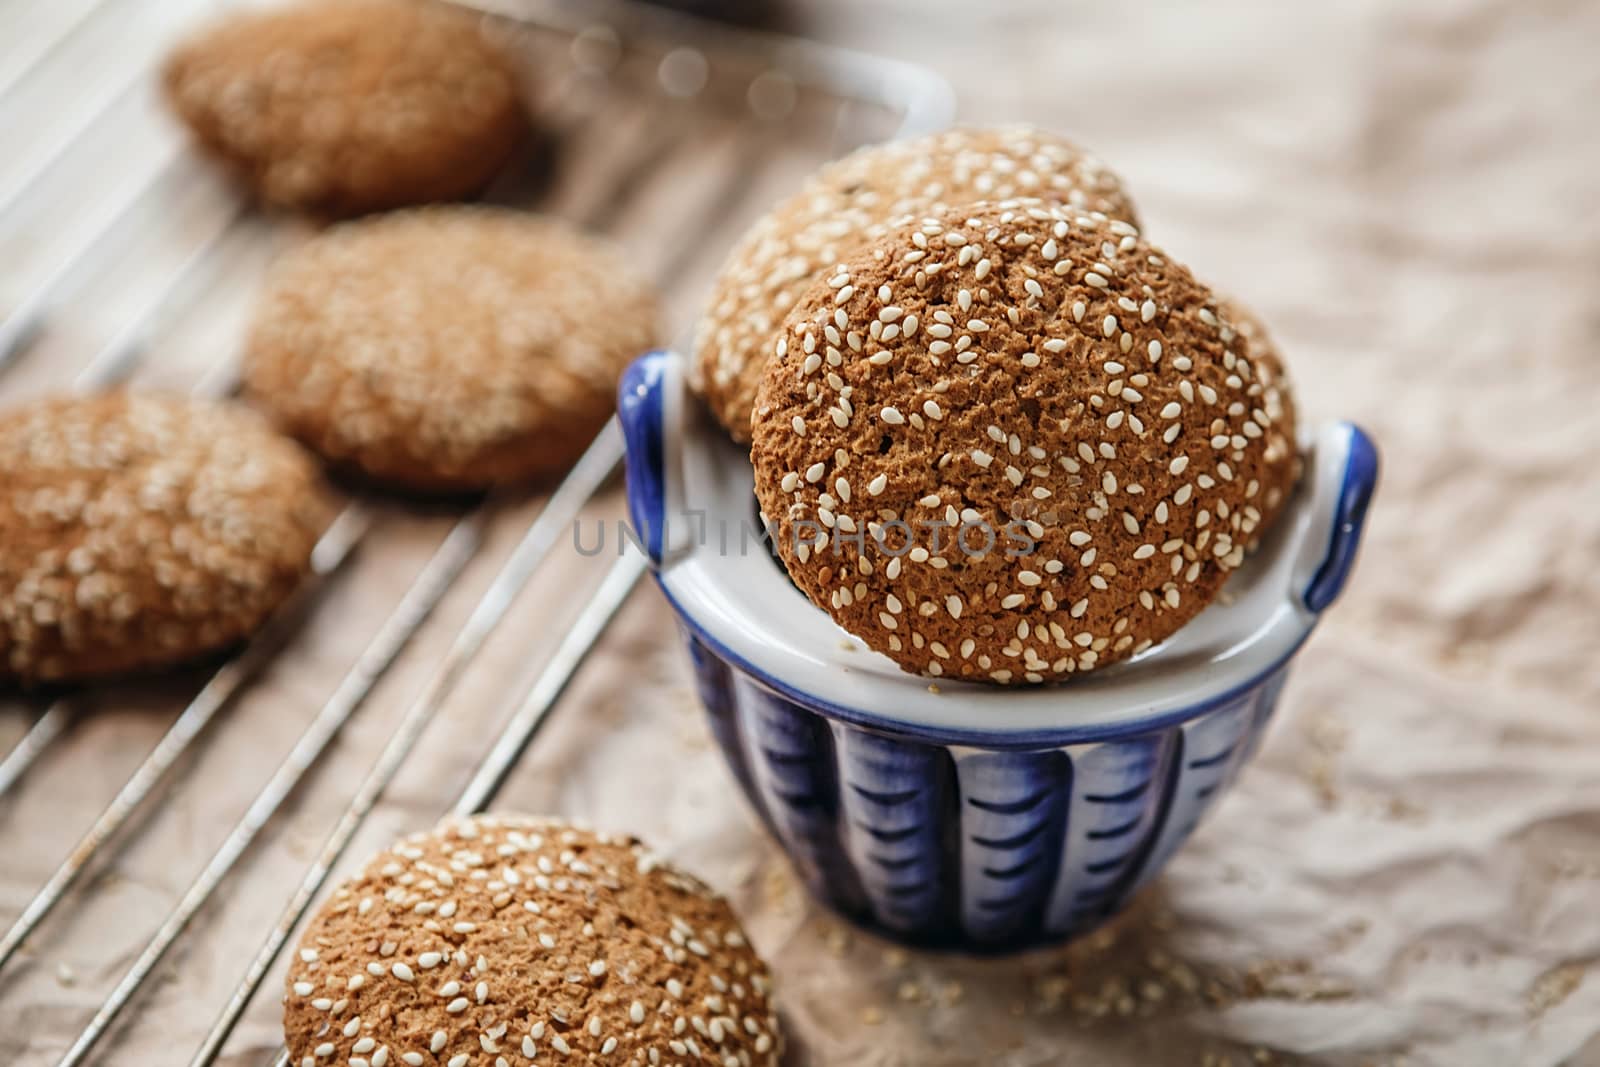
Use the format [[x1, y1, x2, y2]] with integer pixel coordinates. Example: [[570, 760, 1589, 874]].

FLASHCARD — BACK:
[[619, 350, 1378, 951]]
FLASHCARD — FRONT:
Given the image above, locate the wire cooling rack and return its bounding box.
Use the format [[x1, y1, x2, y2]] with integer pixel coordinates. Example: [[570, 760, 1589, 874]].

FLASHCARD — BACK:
[[0, 1, 953, 1061]]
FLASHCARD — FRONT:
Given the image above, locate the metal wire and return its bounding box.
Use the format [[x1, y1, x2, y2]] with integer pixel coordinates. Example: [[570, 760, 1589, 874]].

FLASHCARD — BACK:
[[0, 153, 186, 371], [186, 422, 625, 1067], [0, 63, 634, 985], [260, 549, 647, 1067], [68, 204, 251, 392], [0, 506, 370, 973], [0, 209, 264, 800], [54, 513, 487, 1067], [0, 705, 71, 797], [453, 551, 648, 817], [0, 65, 153, 219], [0, 0, 123, 104]]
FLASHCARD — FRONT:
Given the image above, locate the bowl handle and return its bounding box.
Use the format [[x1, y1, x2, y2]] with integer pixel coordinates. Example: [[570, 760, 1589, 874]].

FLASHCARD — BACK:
[[618, 350, 684, 568], [1294, 421, 1380, 614]]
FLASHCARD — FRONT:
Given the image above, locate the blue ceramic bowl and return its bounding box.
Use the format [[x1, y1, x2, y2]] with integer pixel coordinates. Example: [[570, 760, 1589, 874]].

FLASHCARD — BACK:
[[619, 350, 1377, 951]]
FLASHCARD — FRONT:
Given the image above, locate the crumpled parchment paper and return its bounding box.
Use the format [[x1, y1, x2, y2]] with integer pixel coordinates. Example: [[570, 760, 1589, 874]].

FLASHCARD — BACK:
[[3, 0, 1598, 1063]]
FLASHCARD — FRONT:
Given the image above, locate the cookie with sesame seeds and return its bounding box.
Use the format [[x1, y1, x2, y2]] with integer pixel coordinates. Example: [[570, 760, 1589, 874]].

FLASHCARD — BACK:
[[693, 125, 1140, 442], [284, 814, 781, 1067], [243, 206, 661, 491], [0, 393, 329, 684], [1216, 298, 1300, 541], [751, 199, 1296, 684], [162, 0, 527, 216]]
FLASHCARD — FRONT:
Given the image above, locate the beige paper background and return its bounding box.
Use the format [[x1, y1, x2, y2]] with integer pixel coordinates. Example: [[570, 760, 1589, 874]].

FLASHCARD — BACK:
[[1, 0, 1598, 1064]]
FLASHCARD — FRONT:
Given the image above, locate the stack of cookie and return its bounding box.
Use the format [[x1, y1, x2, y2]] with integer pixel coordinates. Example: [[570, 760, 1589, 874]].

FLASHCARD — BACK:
[[692, 126, 1300, 683]]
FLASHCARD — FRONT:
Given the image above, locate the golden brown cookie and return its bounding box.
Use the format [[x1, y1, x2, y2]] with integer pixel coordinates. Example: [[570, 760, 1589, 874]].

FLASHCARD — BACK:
[[0, 393, 328, 684], [694, 125, 1141, 441], [284, 814, 781, 1067], [1216, 299, 1300, 540], [162, 0, 527, 216], [752, 200, 1294, 684], [244, 207, 661, 491]]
